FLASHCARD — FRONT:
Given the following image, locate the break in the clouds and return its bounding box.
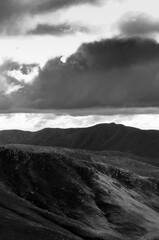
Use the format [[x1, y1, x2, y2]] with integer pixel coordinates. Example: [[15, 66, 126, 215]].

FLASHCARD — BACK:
[[0, 61, 39, 99], [0, 113, 159, 131]]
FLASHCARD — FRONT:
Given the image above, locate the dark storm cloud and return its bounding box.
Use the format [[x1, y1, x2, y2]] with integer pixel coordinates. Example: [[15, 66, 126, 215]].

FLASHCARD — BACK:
[[16, 38, 159, 110], [119, 14, 159, 37], [67, 38, 159, 70], [28, 23, 89, 36], [2, 38, 159, 111]]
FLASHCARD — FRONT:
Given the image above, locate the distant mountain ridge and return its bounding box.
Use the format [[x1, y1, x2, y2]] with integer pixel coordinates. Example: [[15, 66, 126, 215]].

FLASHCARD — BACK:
[[0, 123, 159, 158]]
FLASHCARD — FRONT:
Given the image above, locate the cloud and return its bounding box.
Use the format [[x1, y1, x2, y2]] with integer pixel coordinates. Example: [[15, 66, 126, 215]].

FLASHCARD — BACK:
[[28, 23, 89, 36], [16, 38, 159, 110], [2, 38, 159, 111], [119, 13, 159, 37], [0, 60, 39, 86], [0, 61, 40, 111], [0, 0, 99, 35], [0, 1, 22, 24], [7, 65, 40, 84], [0, 0, 28, 35], [34, 0, 99, 14], [67, 37, 159, 70]]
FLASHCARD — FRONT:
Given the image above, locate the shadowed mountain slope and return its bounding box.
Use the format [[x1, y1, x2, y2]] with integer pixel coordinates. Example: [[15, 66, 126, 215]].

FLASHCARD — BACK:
[[1, 144, 159, 240], [0, 123, 159, 158]]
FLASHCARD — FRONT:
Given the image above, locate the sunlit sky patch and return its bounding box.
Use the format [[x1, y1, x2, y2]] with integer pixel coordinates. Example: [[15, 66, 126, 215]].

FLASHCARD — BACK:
[[0, 113, 159, 131]]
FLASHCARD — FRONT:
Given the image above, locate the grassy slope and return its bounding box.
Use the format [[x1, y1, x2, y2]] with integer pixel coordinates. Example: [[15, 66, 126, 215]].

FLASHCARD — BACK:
[[0, 145, 159, 240]]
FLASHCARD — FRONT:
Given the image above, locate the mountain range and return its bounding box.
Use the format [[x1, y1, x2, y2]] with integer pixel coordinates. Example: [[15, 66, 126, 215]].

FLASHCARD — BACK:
[[0, 123, 159, 158]]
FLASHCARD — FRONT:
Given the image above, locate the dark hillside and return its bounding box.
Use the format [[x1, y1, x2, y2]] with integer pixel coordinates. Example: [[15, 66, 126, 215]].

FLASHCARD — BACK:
[[0, 145, 159, 240]]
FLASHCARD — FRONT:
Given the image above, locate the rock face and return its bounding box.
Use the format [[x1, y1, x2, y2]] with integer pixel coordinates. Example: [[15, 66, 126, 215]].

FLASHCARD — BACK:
[[1, 144, 159, 240], [0, 123, 159, 158]]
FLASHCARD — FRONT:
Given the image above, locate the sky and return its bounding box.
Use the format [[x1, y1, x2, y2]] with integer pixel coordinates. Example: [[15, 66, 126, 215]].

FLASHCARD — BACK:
[[1, 0, 159, 130]]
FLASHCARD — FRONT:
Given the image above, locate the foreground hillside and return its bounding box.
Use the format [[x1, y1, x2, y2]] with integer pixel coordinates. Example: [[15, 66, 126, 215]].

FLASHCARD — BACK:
[[0, 123, 159, 158], [1, 144, 159, 240]]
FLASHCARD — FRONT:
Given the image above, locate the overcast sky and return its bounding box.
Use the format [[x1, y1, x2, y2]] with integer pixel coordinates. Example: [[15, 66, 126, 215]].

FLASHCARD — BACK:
[[1, 0, 159, 130]]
